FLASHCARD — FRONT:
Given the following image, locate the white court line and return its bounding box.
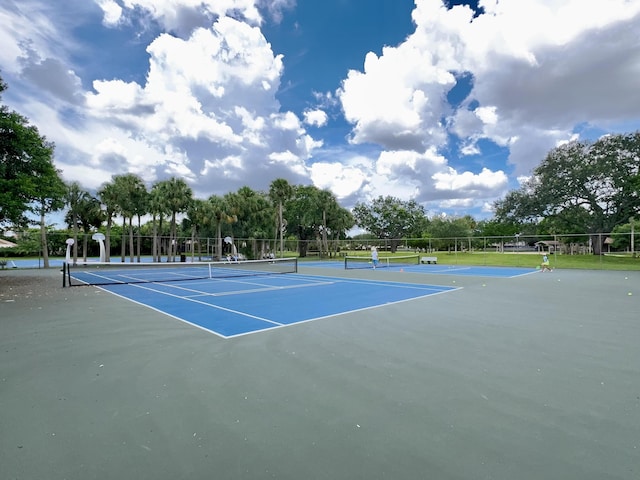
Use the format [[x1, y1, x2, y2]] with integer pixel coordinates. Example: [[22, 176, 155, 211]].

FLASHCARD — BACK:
[[227, 286, 462, 339], [292, 274, 454, 292], [72, 267, 209, 285], [164, 280, 335, 298], [99, 273, 462, 339], [106, 282, 284, 327], [134, 276, 335, 298], [96, 287, 231, 339]]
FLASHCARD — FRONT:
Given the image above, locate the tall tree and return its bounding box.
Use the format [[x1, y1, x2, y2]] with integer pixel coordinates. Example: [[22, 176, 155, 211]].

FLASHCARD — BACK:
[[353, 196, 427, 252], [1, 75, 63, 230], [494, 132, 640, 254], [269, 178, 293, 257], [185, 198, 211, 260], [66, 192, 102, 261], [131, 182, 148, 262], [314, 189, 353, 256], [284, 185, 333, 257], [323, 196, 354, 255], [109, 174, 147, 262], [98, 180, 120, 262], [223, 186, 271, 259], [65, 181, 87, 263], [33, 170, 66, 267], [160, 177, 193, 261], [148, 181, 169, 262], [208, 194, 236, 260]]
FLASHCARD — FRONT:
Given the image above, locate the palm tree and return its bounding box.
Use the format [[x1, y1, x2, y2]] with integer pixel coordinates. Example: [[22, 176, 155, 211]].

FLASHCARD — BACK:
[[66, 193, 103, 261], [161, 177, 193, 261], [33, 176, 66, 268], [316, 189, 334, 256], [131, 182, 149, 262], [186, 198, 211, 260], [65, 181, 88, 264], [269, 179, 293, 257], [111, 174, 146, 262], [148, 182, 169, 262], [226, 187, 273, 258], [208, 194, 236, 260], [98, 181, 120, 262]]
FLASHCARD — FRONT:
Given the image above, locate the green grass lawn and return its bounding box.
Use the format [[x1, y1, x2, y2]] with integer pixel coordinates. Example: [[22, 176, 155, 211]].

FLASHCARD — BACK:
[[324, 250, 640, 271], [434, 251, 640, 270]]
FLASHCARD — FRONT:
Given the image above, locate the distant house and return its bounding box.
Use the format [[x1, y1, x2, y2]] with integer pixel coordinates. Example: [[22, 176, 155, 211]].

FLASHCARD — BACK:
[[535, 240, 563, 253], [0, 239, 18, 248]]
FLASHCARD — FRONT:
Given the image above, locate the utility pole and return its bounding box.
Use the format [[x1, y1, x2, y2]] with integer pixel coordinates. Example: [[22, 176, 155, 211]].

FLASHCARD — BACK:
[[630, 217, 635, 257]]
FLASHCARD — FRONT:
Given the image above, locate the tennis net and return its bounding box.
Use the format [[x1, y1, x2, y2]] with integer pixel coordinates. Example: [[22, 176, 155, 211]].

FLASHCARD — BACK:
[[63, 257, 298, 287], [344, 254, 420, 270]]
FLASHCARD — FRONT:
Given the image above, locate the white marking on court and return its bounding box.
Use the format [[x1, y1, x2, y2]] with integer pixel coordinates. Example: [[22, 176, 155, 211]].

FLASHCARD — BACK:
[[172, 280, 334, 298], [226, 286, 463, 339], [137, 276, 336, 298], [97, 273, 461, 339], [72, 267, 210, 285], [99, 283, 284, 338], [292, 274, 452, 292]]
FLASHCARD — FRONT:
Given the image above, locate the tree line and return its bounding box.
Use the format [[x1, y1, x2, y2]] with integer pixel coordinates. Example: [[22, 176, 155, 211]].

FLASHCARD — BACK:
[[67, 175, 354, 263]]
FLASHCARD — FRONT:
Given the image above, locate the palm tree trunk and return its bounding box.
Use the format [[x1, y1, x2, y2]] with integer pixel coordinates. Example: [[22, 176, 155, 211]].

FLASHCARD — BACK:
[[152, 214, 158, 262], [170, 213, 177, 261], [121, 218, 126, 261], [105, 216, 112, 262], [72, 214, 79, 263], [128, 217, 134, 262], [136, 215, 141, 263], [279, 202, 284, 257], [83, 231, 88, 262]]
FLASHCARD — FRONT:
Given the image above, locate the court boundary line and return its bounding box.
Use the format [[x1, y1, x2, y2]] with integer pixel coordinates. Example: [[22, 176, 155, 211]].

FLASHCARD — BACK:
[[141, 276, 336, 298], [97, 286, 231, 339], [101, 282, 285, 334], [225, 286, 463, 339], [292, 274, 455, 292], [96, 274, 462, 339], [303, 261, 537, 278]]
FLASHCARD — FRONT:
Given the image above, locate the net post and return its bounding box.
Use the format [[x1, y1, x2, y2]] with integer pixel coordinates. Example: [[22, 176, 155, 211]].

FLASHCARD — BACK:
[[62, 262, 68, 287], [294, 257, 298, 273]]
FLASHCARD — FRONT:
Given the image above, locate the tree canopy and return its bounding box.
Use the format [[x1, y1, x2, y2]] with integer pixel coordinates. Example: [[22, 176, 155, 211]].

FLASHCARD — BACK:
[[494, 132, 640, 251], [353, 196, 427, 251], [1, 75, 65, 227]]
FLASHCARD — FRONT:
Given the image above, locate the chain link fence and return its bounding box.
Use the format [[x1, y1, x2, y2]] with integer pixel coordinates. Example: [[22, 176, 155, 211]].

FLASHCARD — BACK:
[[2, 230, 638, 263]]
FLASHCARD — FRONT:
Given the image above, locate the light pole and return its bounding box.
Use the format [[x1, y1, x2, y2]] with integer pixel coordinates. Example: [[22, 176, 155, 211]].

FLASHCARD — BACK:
[[630, 217, 635, 257]]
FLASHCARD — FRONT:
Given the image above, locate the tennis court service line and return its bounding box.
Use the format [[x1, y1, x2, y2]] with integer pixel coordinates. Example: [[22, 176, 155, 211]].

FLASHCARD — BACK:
[[102, 282, 285, 327], [157, 278, 337, 298], [293, 274, 456, 293], [77, 265, 213, 284]]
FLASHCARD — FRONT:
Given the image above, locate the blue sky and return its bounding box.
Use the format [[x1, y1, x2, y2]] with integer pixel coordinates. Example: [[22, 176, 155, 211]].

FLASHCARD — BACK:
[[1, 0, 640, 224]]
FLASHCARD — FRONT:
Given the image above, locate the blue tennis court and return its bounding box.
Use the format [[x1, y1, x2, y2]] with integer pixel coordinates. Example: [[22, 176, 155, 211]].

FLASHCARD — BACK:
[[97, 273, 459, 338], [304, 260, 535, 277]]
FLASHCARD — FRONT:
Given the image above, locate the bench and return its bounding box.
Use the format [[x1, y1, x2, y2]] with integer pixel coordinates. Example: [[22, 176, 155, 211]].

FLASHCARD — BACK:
[[421, 256, 438, 264]]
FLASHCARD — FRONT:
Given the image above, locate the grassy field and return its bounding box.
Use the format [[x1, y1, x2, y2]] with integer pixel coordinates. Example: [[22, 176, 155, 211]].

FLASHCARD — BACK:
[[438, 251, 640, 270], [330, 250, 640, 271]]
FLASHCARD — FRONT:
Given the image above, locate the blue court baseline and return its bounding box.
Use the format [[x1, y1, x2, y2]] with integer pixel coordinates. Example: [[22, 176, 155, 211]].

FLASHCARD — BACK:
[[99, 274, 459, 338], [303, 261, 535, 278], [404, 264, 536, 277]]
